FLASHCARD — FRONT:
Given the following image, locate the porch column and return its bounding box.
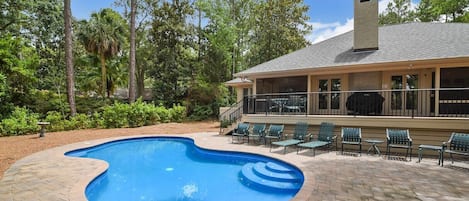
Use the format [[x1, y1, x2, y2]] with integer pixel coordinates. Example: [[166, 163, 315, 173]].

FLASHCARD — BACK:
[[307, 75, 312, 115], [435, 67, 440, 116]]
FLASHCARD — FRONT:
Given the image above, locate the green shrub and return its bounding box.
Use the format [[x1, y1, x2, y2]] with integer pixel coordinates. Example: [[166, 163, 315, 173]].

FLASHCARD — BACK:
[[220, 119, 232, 128], [67, 113, 92, 130], [91, 112, 104, 128], [44, 111, 66, 132], [128, 99, 147, 127], [76, 97, 114, 114], [155, 104, 171, 123], [189, 105, 213, 121], [169, 104, 186, 122], [0, 107, 39, 136], [30, 90, 69, 116], [144, 104, 160, 126], [102, 102, 130, 128]]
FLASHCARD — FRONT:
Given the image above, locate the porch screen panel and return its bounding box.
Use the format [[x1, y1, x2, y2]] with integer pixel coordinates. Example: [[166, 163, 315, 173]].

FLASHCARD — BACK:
[[256, 76, 307, 94], [440, 67, 469, 115]]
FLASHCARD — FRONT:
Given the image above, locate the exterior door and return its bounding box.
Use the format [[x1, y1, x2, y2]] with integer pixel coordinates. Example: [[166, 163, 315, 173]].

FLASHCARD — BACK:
[[390, 74, 419, 115], [317, 78, 342, 114]]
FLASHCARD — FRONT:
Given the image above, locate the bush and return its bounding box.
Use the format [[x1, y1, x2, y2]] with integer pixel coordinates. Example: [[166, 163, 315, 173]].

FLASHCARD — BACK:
[[0, 107, 39, 136], [102, 102, 130, 128], [44, 111, 66, 132], [29, 90, 69, 116], [189, 105, 213, 121], [144, 104, 160, 126], [91, 112, 104, 128], [128, 99, 148, 128], [155, 104, 171, 123], [67, 113, 92, 130], [169, 104, 186, 122]]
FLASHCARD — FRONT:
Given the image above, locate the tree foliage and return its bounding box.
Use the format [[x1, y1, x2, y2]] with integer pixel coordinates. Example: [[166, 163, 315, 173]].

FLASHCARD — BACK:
[[77, 8, 129, 97], [379, 0, 415, 25], [148, 0, 194, 107], [248, 0, 312, 66]]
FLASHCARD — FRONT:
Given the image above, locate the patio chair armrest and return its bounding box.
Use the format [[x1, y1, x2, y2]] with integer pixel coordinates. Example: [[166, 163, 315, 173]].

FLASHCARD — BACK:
[[307, 133, 314, 141]]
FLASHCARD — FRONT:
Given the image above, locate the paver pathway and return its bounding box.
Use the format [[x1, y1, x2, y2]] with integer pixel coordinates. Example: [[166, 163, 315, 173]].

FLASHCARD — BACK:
[[1, 133, 468, 201]]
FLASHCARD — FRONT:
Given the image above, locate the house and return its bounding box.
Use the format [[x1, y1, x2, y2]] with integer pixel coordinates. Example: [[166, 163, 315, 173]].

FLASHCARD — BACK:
[[223, 0, 469, 148]]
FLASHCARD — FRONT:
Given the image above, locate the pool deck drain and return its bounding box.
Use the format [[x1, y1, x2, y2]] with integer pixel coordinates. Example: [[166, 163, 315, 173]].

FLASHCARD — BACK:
[[0, 132, 468, 201]]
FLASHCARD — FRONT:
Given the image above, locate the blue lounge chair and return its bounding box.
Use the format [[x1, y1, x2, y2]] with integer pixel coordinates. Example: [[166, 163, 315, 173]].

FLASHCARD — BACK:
[[297, 122, 336, 156], [264, 124, 284, 145], [271, 122, 309, 154], [247, 123, 266, 144], [232, 122, 250, 144], [386, 128, 413, 161], [341, 127, 362, 156]]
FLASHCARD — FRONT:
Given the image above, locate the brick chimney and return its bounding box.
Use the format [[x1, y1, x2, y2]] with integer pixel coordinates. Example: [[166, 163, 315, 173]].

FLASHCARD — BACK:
[[353, 0, 378, 51]]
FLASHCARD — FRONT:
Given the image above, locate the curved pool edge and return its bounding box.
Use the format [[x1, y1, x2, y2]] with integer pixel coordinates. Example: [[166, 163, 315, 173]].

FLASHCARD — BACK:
[[0, 132, 315, 201]]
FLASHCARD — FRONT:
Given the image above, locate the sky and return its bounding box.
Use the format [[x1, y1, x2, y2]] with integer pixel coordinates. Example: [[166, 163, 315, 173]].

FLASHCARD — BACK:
[[71, 0, 419, 44]]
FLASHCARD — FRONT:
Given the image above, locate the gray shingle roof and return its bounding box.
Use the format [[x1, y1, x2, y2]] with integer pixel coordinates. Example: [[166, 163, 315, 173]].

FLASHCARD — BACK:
[[235, 23, 469, 77]]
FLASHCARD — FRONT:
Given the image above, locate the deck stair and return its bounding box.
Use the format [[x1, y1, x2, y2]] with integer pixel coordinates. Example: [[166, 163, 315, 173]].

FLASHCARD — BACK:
[[219, 100, 244, 135], [239, 162, 303, 192]]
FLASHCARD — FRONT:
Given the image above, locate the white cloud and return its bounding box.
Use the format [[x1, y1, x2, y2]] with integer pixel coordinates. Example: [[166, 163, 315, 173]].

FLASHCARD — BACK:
[[306, 18, 354, 44]]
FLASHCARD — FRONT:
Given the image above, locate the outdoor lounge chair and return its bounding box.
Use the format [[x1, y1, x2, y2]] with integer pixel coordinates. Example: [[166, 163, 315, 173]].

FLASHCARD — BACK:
[[341, 127, 362, 156], [271, 122, 309, 154], [297, 122, 336, 156], [232, 122, 250, 144], [386, 128, 413, 161], [264, 124, 284, 145], [247, 123, 266, 144]]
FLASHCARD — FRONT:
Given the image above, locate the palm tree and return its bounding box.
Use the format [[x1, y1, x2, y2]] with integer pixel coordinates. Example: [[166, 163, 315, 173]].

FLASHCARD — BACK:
[[64, 0, 76, 115], [78, 8, 127, 97]]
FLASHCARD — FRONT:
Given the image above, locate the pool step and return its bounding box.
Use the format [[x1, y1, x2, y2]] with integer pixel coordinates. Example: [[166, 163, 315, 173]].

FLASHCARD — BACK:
[[253, 162, 301, 182], [239, 162, 303, 192]]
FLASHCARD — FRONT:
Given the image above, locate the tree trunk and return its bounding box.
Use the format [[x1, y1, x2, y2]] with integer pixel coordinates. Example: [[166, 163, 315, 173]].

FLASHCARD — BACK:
[[100, 54, 107, 98], [64, 0, 76, 116], [136, 65, 145, 98], [129, 0, 137, 103]]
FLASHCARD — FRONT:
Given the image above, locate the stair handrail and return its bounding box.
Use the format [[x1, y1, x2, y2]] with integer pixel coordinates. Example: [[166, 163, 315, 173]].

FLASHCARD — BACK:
[[219, 99, 244, 134]]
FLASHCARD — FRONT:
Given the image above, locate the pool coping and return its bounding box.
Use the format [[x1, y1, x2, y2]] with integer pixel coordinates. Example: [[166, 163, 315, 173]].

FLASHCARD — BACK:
[[0, 132, 317, 201]]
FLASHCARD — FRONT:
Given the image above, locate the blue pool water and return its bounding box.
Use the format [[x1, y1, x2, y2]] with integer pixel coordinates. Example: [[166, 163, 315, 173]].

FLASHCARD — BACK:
[[66, 137, 304, 201]]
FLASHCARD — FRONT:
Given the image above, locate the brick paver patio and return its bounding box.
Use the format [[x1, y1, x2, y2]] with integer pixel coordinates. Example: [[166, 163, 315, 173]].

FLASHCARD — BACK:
[[1, 132, 468, 201]]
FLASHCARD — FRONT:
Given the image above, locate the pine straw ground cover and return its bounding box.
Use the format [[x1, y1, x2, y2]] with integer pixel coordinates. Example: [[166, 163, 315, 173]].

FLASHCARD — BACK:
[[0, 121, 220, 179]]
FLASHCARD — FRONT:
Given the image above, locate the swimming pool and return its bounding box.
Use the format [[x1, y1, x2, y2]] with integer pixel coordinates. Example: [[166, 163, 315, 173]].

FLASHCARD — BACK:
[[66, 137, 304, 201]]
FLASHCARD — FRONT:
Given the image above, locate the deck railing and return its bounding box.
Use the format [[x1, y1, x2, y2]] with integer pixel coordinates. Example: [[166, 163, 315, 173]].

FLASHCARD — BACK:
[[244, 88, 469, 118]]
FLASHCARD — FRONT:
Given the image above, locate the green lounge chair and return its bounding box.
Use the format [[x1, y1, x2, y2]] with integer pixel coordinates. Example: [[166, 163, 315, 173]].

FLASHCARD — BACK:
[[297, 122, 336, 156], [386, 128, 413, 161], [271, 122, 309, 154], [247, 123, 266, 144], [264, 124, 284, 145], [232, 122, 250, 144], [341, 127, 362, 156]]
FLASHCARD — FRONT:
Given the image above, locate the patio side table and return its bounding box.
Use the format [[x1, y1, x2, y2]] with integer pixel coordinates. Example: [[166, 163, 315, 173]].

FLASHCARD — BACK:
[[417, 144, 443, 166], [365, 139, 384, 156]]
